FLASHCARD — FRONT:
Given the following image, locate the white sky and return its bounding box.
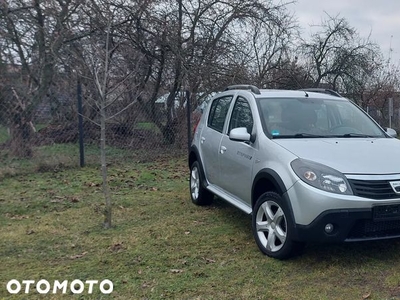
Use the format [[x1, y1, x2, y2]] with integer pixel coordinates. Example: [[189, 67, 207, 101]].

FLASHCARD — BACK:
[[288, 0, 400, 64]]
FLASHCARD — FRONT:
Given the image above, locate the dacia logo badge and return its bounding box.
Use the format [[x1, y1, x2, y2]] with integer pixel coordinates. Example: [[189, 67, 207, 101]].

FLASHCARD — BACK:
[[389, 181, 400, 194]]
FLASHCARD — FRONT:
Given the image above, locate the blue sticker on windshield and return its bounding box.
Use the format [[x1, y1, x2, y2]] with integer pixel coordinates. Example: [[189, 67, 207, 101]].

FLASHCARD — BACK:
[[271, 130, 280, 136]]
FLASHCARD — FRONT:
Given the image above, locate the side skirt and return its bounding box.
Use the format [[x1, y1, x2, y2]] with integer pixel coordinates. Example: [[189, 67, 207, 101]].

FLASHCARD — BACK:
[[207, 184, 252, 214]]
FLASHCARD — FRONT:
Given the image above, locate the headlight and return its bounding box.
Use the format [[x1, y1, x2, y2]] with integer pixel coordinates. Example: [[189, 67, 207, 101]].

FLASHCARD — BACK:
[[291, 158, 353, 195]]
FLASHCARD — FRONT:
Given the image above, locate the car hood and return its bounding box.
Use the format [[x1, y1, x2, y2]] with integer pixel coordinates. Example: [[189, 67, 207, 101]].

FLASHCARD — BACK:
[[273, 138, 400, 174]]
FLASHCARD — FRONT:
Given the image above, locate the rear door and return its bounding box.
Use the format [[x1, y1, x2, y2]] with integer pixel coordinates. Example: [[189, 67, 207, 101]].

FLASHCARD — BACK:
[[199, 95, 233, 185]]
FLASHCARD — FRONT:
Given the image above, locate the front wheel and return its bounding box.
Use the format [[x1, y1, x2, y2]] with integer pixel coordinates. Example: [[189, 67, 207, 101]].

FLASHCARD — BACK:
[[189, 161, 213, 206], [252, 192, 304, 259]]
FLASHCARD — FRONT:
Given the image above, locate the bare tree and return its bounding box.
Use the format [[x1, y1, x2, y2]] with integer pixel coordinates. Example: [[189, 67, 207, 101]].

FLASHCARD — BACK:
[[237, 11, 298, 88], [301, 14, 380, 90], [115, 0, 296, 144], [0, 0, 82, 156], [70, 0, 145, 228], [299, 14, 400, 128]]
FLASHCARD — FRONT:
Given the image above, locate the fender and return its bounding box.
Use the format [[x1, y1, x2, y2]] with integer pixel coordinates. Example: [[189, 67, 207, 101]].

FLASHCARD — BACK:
[[252, 168, 299, 239], [252, 168, 288, 204]]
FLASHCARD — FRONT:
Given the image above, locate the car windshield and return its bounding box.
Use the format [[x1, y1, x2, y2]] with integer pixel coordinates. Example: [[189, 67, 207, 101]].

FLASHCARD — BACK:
[[258, 97, 386, 139]]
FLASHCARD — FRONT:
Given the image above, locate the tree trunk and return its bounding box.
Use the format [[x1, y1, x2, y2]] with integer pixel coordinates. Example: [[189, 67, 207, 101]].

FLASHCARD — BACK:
[[9, 97, 35, 157], [100, 104, 112, 229]]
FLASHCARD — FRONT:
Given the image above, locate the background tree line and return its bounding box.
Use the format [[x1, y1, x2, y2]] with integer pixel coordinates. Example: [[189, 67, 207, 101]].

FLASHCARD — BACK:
[[1, 0, 399, 157]]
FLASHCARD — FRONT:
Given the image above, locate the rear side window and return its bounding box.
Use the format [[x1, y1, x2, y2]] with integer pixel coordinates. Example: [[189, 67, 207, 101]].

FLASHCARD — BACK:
[[207, 96, 233, 132]]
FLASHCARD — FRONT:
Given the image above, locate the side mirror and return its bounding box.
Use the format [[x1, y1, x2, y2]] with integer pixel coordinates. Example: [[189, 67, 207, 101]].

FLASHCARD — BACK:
[[229, 127, 251, 142], [386, 128, 397, 138]]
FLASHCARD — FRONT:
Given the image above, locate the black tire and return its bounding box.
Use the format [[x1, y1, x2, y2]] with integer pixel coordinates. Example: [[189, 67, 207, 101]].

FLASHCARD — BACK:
[[189, 161, 213, 205], [252, 192, 304, 259]]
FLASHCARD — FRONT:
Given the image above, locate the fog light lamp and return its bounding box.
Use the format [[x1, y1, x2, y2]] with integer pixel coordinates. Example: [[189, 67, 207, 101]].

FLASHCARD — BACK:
[[324, 223, 334, 234]]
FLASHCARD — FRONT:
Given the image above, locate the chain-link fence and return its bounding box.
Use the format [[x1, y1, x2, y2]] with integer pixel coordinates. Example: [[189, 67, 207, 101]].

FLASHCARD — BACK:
[[0, 88, 206, 179], [1, 88, 399, 180], [367, 102, 400, 131]]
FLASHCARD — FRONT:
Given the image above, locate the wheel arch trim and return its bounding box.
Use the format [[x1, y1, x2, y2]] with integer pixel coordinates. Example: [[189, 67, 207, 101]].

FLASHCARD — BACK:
[[189, 146, 208, 188], [252, 169, 299, 238], [252, 169, 288, 206]]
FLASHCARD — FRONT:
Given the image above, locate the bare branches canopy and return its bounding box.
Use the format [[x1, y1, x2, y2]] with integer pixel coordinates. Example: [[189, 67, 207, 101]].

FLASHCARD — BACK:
[[0, 0, 399, 156]]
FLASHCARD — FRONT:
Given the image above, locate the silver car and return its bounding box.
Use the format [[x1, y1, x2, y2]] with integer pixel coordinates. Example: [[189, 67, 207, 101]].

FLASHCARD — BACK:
[[189, 85, 400, 259]]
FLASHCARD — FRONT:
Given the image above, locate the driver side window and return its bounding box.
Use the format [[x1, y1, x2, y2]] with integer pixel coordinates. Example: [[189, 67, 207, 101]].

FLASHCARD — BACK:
[[229, 97, 253, 134]]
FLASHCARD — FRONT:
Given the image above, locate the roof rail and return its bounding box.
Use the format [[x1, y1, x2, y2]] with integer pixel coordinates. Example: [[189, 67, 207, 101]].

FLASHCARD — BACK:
[[225, 85, 261, 95], [299, 88, 342, 97]]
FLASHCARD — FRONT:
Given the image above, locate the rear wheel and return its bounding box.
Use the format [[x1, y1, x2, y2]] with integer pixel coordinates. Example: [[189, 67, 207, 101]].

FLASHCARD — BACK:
[[190, 161, 213, 205], [252, 192, 304, 259]]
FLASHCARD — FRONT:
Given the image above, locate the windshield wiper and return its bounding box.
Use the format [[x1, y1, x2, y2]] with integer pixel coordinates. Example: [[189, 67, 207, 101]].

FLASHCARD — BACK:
[[293, 133, 326, 138], [338, 133, 378, 138], [272, 133, 325, 139]]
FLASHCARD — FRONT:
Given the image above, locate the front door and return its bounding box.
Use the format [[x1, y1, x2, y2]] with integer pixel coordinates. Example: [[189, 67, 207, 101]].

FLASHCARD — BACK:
[[218, 96, 256, 204]]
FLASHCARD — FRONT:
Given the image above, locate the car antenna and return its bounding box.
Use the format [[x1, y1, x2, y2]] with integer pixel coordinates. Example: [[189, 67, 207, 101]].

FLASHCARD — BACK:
[[303, 91, 309, 97]]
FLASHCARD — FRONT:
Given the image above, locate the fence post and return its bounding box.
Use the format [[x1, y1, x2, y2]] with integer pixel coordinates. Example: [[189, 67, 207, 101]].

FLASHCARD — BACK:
[[389, 98, 393, 128], [186, 90, 191, 156], [77, 78, 85, 167]]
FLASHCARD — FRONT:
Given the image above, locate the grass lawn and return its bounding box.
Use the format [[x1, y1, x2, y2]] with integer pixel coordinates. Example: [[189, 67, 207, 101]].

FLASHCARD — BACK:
[[1, 147, 400, 299]]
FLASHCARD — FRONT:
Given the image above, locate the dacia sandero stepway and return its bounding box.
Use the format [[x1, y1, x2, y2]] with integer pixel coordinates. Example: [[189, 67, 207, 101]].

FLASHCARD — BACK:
[[189, 85, 400, 259]]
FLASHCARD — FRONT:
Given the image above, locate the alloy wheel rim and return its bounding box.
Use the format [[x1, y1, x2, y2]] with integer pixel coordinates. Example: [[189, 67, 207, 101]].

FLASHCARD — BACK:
[[255, 200, 287, 252], [190, 166, 200, 200]]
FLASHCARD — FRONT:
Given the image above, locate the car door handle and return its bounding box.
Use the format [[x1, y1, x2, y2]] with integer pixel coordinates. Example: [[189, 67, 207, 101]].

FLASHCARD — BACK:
[[200, 137, 205, 144], [220, 146, 227, 154]]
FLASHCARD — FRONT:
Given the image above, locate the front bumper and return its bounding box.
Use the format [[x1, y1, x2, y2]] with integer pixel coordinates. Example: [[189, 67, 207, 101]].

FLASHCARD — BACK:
[[286, 180, 400, 242], [294, 208, 400, 242]]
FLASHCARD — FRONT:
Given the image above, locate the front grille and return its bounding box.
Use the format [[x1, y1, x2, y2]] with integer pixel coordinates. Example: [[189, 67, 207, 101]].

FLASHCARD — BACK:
[[348, 179, 398, 200], [347, 219, 400, 240]]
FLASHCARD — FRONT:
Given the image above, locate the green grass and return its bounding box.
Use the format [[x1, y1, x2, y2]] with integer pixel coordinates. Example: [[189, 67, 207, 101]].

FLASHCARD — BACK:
[[2, 148, 400, 299], [0, 142, 157, 180], [0, 124, 50, 145]]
